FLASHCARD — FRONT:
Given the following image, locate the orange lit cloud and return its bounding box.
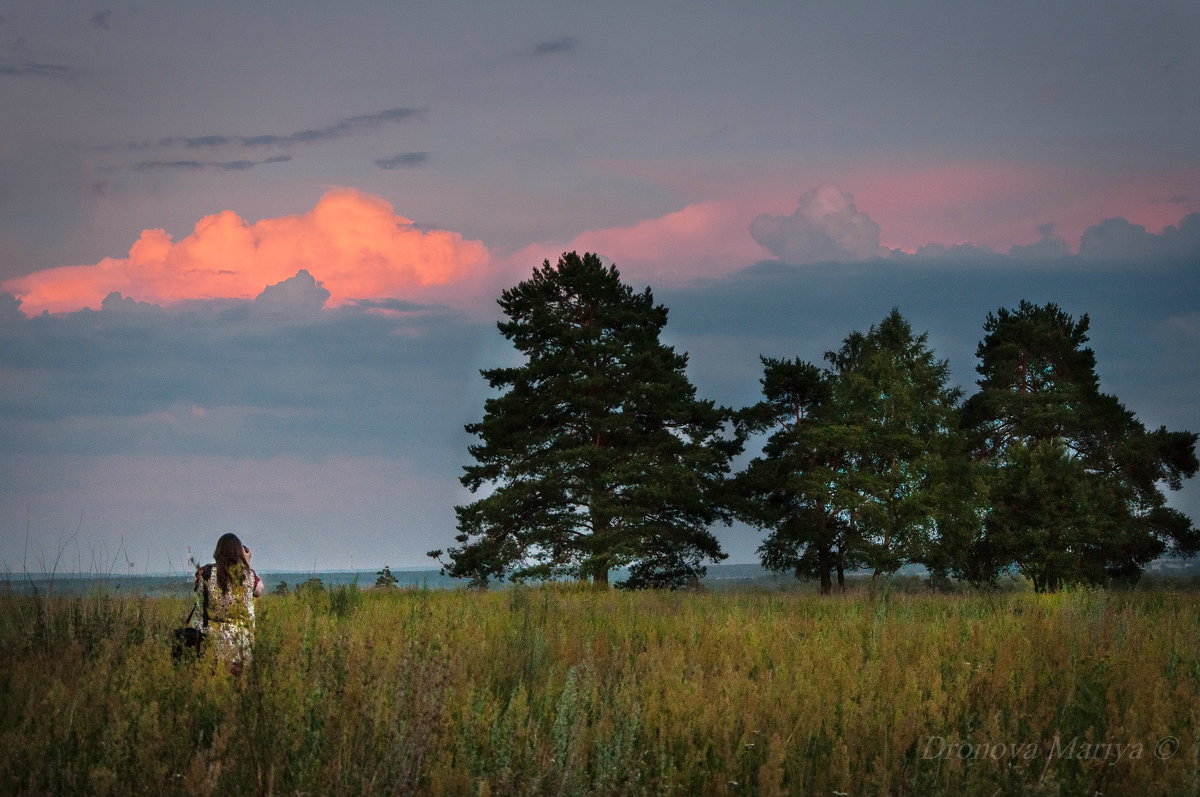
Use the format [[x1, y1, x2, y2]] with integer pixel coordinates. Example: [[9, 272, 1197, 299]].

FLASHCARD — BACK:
[[4, 189, 490, 315]]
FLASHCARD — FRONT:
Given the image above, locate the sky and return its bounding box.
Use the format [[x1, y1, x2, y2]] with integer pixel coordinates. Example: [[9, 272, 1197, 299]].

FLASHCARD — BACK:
[[1, 0, 1198, 574]]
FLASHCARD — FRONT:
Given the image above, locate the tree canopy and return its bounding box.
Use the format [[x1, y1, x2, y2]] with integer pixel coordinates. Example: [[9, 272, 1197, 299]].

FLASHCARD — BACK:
[[961, 300, 1199, 591], [434, 252, 741, 588], [437, 278, 1197, 592], [737, 310, 972, 593]]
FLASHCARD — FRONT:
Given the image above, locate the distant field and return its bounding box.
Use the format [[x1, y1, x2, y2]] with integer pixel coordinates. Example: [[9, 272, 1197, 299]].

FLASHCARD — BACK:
[[1, 586, 1197, 795]]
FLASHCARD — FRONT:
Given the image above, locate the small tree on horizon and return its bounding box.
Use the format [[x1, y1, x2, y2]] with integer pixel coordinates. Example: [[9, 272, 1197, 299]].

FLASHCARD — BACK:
[[375, 565, 399, 589]]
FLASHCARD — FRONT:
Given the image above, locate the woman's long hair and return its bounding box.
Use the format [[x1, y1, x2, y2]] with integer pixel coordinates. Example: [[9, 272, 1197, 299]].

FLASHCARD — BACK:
[[213, 532, 250, 593]]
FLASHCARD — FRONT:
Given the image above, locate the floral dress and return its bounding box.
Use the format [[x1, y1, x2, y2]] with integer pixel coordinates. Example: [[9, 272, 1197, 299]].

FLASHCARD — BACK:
[[192, 563, 258, 669]]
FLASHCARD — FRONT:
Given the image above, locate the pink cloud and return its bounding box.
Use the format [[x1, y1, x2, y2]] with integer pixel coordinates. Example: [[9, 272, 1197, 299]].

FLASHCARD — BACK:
[[502, 200, 766, 285], [3, 188, 490, 315], [840, 161, 1200, 254], [586, 153, 1200, 256], [749, 184, 884, 264]]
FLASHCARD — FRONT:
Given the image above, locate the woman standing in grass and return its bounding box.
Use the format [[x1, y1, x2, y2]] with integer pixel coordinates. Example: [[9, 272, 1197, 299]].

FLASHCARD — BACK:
[[192, 532, 264, 675]]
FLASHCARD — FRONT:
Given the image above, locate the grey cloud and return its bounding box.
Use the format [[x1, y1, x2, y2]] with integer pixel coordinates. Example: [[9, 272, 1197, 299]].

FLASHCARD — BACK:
[[0, 292, 22, 324], [254, 270, 331, 317], [909, 242, 1001, 261], [132, 159, 205, 171], [531, 37, 579, 56], [1078, 213, 1200, 262], [0, 60, 89, 80], [375, 152, 429, 169], [184, 135, 233, 148], [90, 10, 112, 30], [131, 155, 292, 173], [749, 184, 884, 264], [129, 107, 425, 152], [350, 298, 429, 313], [0, 286, 487, 463], [664, 254, 1200, 433], [100, 292, 165, 316], [1008, 223, 1071, 260]]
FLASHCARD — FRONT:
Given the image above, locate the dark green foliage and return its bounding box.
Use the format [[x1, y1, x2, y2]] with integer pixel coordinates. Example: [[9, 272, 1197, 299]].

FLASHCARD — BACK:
[[375, 565, 399, 589], [297, 577, 325, 594], [738, 310, 973, 592], [443, 252, 741, 587], [736, 356, 849, 593], [962, 300, 1199, 590], [822, 310, 973, 578]]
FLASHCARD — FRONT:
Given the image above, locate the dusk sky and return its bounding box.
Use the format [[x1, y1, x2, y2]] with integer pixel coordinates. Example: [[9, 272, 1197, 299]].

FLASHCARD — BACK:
[[2, 1, 1198, 574]]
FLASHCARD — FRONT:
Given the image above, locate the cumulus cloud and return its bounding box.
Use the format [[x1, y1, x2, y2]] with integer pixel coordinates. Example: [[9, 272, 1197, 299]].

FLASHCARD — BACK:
[[1008, 223, 1071, 259], [254, 270, 331, 317], [1078, 213, 1200, 261], [2, 189, 490, 314], [749, 184, 884, 264]]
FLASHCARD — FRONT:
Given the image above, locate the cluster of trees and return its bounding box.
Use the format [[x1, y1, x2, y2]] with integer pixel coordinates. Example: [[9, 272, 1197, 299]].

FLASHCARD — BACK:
[[429, 252, 1198, 592]]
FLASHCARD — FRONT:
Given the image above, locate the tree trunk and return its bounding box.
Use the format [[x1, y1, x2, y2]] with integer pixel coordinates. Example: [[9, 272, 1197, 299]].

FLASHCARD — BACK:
[[818, 544, 833, 595]]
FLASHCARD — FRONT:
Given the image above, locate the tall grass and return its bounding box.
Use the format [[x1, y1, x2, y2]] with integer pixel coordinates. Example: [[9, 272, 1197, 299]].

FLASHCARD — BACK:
[[1, 585, 1196, 795]]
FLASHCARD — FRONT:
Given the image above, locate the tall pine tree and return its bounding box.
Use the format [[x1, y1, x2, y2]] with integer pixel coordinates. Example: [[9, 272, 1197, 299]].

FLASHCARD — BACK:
[[435, 252, 741, 588], [962, 300, 1199, 590], [736, 356, 856, 594], [738, 311, 972, 592]]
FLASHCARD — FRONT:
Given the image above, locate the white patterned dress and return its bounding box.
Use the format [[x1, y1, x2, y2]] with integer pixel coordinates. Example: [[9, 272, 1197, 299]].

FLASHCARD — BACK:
[[192, 563, 258, 669]]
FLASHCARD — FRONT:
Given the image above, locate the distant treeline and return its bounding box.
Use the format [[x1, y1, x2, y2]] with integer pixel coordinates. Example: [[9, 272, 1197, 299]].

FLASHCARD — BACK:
[[0, 569, 458, 597], [433, 252, 1198, 593]]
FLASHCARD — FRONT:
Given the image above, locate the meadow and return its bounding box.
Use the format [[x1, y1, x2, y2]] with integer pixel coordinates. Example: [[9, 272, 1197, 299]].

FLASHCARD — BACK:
[[1, 584, 1197, 795]]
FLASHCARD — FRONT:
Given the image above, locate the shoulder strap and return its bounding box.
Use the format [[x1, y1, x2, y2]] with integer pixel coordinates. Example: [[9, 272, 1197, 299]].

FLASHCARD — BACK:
[[196, 564, 214, 627]]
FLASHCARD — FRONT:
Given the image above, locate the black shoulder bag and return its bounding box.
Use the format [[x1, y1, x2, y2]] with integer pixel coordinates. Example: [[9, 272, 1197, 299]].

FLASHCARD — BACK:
[[172, 574, 208, 661]]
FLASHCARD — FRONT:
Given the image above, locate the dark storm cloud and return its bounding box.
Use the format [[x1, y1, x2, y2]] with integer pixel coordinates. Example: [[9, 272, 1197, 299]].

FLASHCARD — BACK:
[[663, 255, 1200, 426], [661, 251, 1200, 525], [374, 152, 429, 169], [0, 277, 488, 463]]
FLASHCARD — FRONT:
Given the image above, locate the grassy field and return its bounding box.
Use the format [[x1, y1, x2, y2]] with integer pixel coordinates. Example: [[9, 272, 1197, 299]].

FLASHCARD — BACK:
[[1, 584, 1197, 795]]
